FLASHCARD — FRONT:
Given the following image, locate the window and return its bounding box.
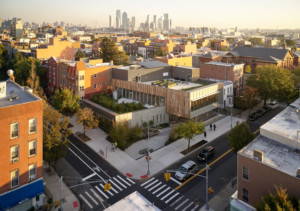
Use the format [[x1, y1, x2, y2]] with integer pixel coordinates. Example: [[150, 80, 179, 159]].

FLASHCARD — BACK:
[[11, 146, 19, 163], [242, 188, 249, 202], [29, 118, 36, 134], [10, 122, 19, 139], [94, 74, 97, 78], [80, 75, 84, 80], [53, 77, 56, 85], [80, 86, 84, 91], [49, 77, 52, 83], [29, 140, 36, 157], [29, 164, 37, 182], [94, 83, 97, 88], [99, 73, 102, 77], [11, 170, 19, 188], [99, 82, 102, 87], [242, 166, 249, 181]]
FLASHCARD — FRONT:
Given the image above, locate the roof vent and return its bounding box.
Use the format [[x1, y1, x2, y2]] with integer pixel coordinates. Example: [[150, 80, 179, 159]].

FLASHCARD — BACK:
[[7, 90, 19, 101], [253, 149, 263, 162]]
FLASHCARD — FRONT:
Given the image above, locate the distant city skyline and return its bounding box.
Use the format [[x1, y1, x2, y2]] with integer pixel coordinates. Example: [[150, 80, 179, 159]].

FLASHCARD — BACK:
[[1, 0, 300, 29]]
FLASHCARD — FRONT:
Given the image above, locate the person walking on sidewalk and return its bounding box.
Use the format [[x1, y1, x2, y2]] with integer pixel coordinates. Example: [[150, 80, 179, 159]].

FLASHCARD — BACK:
[[213, 124, 216, 131], [204, 131, 207, 138], [210, 124, 212, 131]]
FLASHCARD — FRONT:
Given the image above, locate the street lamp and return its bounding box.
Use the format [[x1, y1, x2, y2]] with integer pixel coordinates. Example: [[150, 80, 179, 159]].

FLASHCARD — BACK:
[[146, 124, 151, 175], [228, 94, 234, 128]]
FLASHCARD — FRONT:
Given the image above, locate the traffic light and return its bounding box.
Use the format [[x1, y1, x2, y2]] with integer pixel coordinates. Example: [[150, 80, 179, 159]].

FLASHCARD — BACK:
[[208, 186, 214, 194], [164, 173, 171, 181], [104, 182, 111, 191]]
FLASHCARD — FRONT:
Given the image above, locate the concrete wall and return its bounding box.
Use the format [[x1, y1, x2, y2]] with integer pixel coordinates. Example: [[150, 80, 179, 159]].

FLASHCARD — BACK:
[[172, 66, 200, 81]]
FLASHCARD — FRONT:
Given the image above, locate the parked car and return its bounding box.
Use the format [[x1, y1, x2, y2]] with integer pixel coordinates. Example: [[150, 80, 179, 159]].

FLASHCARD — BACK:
[[256, 109, 266, 117], [269, 101, 278, 109], [263, 105, 272, 112], [175, 160, 197, 181], [248, 112, 260, 121], [198, 146, 215, 162]]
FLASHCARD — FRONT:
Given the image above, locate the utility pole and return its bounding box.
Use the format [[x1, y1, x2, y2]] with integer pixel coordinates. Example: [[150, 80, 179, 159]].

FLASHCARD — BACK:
[[60, 176, 63, 211], [147, 124, 150, 175]]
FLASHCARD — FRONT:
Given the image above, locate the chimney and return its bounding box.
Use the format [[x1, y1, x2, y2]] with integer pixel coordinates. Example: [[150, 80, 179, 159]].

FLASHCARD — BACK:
[[7, 69, 15, 82], [253, 149, 263, 162]]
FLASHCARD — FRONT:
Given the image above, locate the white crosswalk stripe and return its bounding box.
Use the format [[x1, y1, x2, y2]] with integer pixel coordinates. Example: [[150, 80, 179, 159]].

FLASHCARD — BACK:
[[109, 179, 123, 191], [141, 177, 155, 186], [126, 177, 135, 184], [145, 179, 159, 189], [161, 190, 175, 201], [170, 196, 183, 207], [157, 187, 170, 197], [165, 192, 180, 204], [175, 198, 189, 210], [95, 186, 109, 199], [90, 189, 103, 202], [182, 202, 194, 211], [113, 177, 127, 189], [170, 177, 182, 185], [152, 184, 166, 194], [99, 184, 114, 196], [148, 181, 162, 191], [117, 175, 131, 186], [190, 204, 199, 211], [79, 194, 93, 209], [85, 191, 98, 205]]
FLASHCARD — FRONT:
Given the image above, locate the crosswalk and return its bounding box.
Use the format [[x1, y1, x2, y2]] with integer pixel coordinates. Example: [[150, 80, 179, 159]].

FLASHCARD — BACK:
[[79, 175, 135, 209], [140, 178, 199, 211]]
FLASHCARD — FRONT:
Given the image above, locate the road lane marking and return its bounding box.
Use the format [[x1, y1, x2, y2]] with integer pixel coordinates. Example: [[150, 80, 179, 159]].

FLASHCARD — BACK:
[[126, 177, 135, 184], [90, 189, 103, 202], [82, 172, 97, 181], [79, 194, 93, 209], [95, 186, 109, 199], [175, 198, 189, 210], [152, 184, 166, 194], [68, 148, 105, 181], [157, 187, 170, 197], [109, 179, 123, 191], [69, 141, 111, 178], [174, 148, 232, 190], [148, 181, 162, 191], [141, 177, 155, 186], [165, 192, 180, 204], [85, 191, 98, 205], [117, 175, 131, 186], [113, 177, 127, 189], [170, 196, 183, 207], [145, 179, 159, 189], [170, 177, 182, 185], [100, 183, 114, 196], [161, 190, 174, 201], [190, 205, 199, 211], [182, 202, 194, 211]]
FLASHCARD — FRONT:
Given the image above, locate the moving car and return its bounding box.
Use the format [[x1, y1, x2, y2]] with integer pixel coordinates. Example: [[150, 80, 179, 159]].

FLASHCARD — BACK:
[[269, 101, 278, 109], [248, 112, 260, 121], [175, 160, 197, 181], [198, 146, 215, 162]]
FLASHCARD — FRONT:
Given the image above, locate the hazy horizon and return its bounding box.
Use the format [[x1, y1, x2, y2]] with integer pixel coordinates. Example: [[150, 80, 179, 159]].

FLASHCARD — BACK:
[[1, 0, 300, 29]]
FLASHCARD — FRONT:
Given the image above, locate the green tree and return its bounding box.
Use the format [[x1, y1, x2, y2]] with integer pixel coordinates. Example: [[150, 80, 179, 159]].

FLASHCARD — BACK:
[[285, 39, 296, 47], [26, 59, 46, 99], [99, 37, 129, 65], [43, 102, 71, 171], [129, 125, 143, 142], [75, 50, 85, 61], [75, 107, 99, 135], [246, 65, 294, 106], [176, 121, 205, 151], [244, 65, 252, 74], [226, 37, 234, 44], [210, 41, 215, 49], [228, 122, 254, 153], [249, 37, 264, 46], [256, 186, 300, 211], [154, 47, 167, 57], [108, 122, 130, 150], [235, 87, 257, 115], [220, 46, 229, 51], [52, 88, 80, 115], [0, 44, 9, 80]]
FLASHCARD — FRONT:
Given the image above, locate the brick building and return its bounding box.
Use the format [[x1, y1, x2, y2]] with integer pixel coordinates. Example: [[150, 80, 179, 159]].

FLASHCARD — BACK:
[[231, 98, 300, 209], [199, 61, 244, 95], [0, 77, 44, 210]]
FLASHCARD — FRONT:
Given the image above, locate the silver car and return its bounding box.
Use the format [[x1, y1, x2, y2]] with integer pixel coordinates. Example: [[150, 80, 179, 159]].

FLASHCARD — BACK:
[[175, 160, 197, 181]]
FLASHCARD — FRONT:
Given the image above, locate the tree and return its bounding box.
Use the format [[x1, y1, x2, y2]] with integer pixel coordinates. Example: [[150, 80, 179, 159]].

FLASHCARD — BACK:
[[43, 102, 71, 171], [26, 59, 46, 99], [244, 65, 252, 74], [226, 37, 234, 44], [220, 47, 229, 51], [249, 37, 263, 46], [285, 39, 296, 47], [52, 88, 80, 115], [235, 87, 257, 115], [75, 50, 85, 61], [256, 186, 300, 211], [108, 122, 130, 150], [99, 37, 129, 65], [176, 121, 205, 151], [75, 107, 99, 135], [154, 47, 167, 57], [246, 65, 294, 106], [228, 122, 254, 153], [0, 44, 9, 81]]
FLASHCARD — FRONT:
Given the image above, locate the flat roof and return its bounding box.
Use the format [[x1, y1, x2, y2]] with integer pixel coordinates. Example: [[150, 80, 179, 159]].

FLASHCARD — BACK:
[[239, 135, 300, 178], [142, 79, 205, 91], [205, 61, 244, 67], [0, 81, 40, 108]]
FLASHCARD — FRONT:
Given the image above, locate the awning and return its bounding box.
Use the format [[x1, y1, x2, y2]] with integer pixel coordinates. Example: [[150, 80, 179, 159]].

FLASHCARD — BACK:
[[0, 178, 44, 211]]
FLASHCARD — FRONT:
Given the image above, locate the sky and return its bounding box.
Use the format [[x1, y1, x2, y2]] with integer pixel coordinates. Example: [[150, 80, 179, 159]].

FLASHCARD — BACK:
[[1, 0, 300, 29]]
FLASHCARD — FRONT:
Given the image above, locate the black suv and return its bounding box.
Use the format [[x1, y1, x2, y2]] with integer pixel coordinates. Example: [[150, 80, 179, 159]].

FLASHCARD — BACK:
[[198, 146, 215, 162], [248, 112, 260, 121]]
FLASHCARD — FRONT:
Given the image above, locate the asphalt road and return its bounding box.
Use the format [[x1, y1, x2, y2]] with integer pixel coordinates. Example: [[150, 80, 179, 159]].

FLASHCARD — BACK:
[[63, 103, 287, 211]]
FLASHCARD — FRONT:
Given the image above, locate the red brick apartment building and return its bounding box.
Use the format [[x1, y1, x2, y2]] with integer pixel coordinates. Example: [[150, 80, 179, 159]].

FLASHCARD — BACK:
[[199, 61, 244, 95], [0, 78, 44, 210], [231, 98, 300, 210]]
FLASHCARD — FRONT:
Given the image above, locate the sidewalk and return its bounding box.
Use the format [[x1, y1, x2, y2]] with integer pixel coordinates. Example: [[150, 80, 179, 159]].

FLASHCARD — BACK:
[[69, 115, 242, 180], [43, 163, 80, 211]]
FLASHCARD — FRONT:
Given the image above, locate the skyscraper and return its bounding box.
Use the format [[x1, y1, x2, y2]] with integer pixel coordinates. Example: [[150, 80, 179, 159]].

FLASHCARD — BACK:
[[131, 16, 136, 29], [170, 19, 172, 30], [109, 15, 112, 28], [153, 15, 157, 30], [158, 16, 163, 31], [122, 12, 128, 28], [163, 14, 169, 31], [116, 10, 121, 28]]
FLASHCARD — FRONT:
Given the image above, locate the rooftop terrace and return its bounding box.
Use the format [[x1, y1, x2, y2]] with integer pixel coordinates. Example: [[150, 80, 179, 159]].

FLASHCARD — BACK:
[[142, 79, 207, 91]]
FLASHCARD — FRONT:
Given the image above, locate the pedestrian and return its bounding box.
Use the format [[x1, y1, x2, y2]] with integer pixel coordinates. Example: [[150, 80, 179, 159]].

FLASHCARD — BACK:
[[210, 124, 212, 131], [112, 143, 115, 151], [204, 131, 207, 138], [213, 124, 216, 131]]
